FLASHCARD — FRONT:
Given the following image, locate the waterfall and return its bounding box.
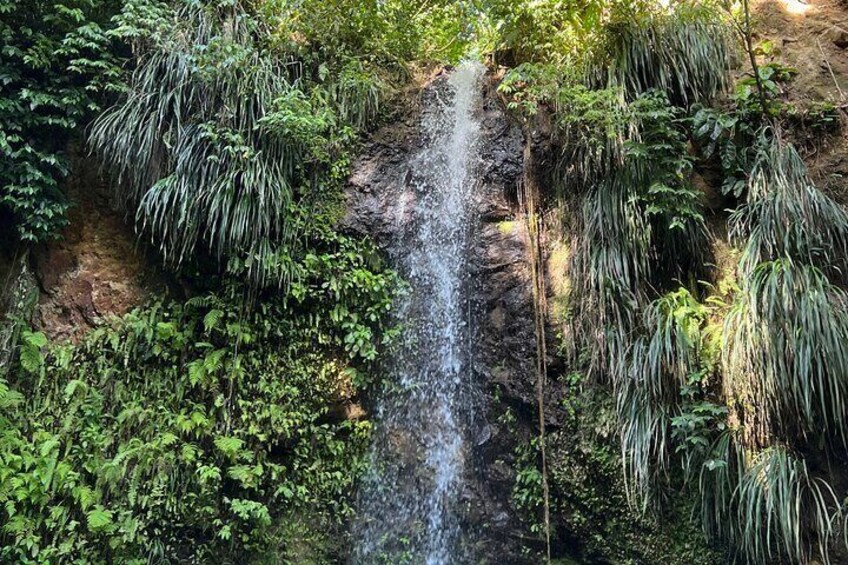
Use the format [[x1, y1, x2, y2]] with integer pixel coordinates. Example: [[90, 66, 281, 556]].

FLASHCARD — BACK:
[[353, 61, 486, 564]]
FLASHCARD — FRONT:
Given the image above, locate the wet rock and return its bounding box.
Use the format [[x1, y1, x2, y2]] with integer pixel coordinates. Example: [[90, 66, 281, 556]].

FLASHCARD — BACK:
[[476, 424, 492, 446], [345, 70, 541, 563]]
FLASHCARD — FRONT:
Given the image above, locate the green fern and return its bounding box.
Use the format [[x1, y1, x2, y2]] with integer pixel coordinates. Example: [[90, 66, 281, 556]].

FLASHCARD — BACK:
[[18, 331, 47, 374], [86, 506, 113, 532], [203, 309, 224, 333]]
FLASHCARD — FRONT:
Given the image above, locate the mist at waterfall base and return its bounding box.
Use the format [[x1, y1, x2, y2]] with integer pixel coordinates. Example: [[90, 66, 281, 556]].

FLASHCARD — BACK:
[[352, 62, 486, 564]]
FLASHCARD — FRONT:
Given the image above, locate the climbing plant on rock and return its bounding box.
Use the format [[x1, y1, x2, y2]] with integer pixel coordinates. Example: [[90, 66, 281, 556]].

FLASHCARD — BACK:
[[0, 234, 402, 563], [0, 0, 123, 242]]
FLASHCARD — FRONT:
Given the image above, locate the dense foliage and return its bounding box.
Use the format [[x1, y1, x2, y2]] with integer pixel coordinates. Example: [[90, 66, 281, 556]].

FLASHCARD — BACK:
[[0, 0, 123, 241], [4, 0, 848, 563], [89, 0, 397, 288], [0, 236, 401, 563], [547, 386, 722, 564], [497, 1, 848, 562], [1, 1, 413, 561]]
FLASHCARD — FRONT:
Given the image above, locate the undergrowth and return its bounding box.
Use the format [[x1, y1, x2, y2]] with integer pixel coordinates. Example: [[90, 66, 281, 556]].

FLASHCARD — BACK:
[[0, 234, 401, 563]]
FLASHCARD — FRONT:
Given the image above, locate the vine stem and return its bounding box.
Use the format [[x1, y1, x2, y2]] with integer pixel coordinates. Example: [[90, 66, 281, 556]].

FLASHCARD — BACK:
[[521, 142, 551, 563], [741, 0, 769, 116]]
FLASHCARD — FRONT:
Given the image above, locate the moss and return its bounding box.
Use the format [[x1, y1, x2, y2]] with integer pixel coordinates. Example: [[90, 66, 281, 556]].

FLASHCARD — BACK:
[[546, 240, 572, 325], [498, 220, 517, 235]]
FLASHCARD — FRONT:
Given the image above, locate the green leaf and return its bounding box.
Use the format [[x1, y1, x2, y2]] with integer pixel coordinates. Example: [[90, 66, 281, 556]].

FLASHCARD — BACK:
[[203, 309, 224, 332], [86, 506, 113, 532], [214, 436, 244, 459]]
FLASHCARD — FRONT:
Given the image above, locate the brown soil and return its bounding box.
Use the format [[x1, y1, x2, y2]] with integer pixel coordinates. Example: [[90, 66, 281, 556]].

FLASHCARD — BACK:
[[753, 0, 848, 200], [33, 146, 159, 342], [754, 0, 848, 102]]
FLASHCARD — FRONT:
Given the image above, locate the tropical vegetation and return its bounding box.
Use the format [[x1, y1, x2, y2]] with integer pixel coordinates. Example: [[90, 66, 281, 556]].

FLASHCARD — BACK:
[[3, 0, 848, 562]]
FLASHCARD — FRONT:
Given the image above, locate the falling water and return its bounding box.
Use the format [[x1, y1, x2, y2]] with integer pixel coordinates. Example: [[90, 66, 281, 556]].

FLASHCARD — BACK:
[[353, 62, 486, 564]]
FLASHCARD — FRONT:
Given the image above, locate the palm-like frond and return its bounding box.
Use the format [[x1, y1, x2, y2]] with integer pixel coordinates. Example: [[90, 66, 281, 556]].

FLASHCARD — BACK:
[[724, 131, 848, 444], [733, 447, 840, 564], [730, 133, 848, 278], [568, 172, 652, 380], [723, 260, 848, 444], [698, 430, 745, 545], [586, 1, 731, 105], [618, 378, 672, 511], [620, 288, 707, 509], [699, 435, 844, 564], [90, 2, 309, 288], [327, 58, 388, 131], [711, 127, 848, 562]]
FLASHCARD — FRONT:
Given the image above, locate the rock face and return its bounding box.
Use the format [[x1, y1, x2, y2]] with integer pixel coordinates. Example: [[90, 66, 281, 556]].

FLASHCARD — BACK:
[[31, 148, 156, 342], [345, 70, 549, 562]]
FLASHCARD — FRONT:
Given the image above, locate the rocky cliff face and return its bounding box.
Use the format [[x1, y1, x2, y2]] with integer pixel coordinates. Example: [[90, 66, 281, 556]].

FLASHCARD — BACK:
[[0, 147, 157, 345], [0, 149, 159, 380], [344, 69, 560, 562], [31, 149, 157, 342]]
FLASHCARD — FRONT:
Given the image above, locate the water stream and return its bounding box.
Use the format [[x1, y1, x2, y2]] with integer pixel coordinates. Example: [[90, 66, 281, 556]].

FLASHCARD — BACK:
[[353, 62, 486, 564]]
